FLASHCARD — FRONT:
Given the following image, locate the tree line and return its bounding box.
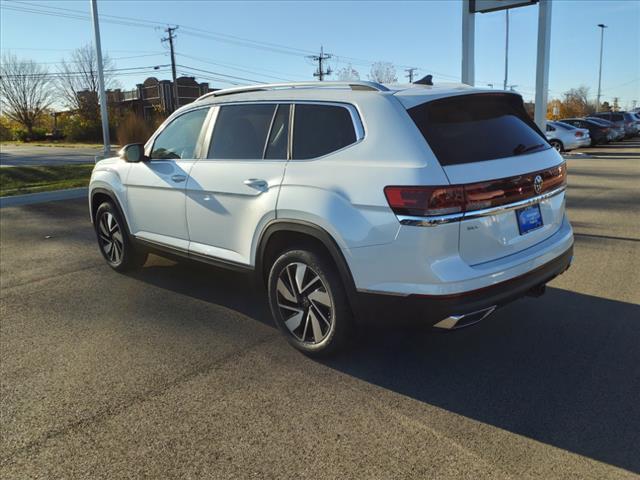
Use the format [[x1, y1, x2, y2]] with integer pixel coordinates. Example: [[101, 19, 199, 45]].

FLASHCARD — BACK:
[[0, 45, 118, 142]]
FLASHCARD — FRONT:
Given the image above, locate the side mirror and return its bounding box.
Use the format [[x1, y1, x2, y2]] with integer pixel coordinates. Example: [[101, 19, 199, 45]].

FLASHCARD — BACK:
[[119, 143, 147, 163]]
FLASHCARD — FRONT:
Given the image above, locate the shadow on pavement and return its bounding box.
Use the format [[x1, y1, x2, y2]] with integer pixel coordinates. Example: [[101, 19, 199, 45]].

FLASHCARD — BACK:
[[131, 259, 640, 473], [323, 288, 640, 474]]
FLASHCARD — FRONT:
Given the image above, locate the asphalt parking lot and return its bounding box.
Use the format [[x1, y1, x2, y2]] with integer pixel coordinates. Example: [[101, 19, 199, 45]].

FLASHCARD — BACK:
[[1, 139, 639, 479]]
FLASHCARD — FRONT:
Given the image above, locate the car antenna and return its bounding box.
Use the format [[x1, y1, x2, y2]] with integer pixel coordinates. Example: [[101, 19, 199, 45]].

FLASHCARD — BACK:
[[414, 74, 433, 86]]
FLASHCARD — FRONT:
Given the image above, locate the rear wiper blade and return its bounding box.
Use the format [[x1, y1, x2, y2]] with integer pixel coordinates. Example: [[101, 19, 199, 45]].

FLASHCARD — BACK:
[[513, 143, 546, 155]]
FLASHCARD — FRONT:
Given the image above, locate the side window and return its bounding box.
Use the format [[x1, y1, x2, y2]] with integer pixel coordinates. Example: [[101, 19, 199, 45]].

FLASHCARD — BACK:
[[265, 104, 290, 160], [150, 108, 209, 160], [208, 104, 276, 159], [292, 104, 357, 160]]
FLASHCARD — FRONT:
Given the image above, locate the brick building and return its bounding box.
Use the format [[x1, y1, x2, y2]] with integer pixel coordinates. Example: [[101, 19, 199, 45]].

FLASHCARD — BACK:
[[75, 76, 213, 121], [116, 76, 213, 120]]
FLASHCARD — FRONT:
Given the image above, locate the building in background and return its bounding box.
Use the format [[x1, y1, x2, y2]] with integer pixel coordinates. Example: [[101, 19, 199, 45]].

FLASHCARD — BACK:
[[116, 76, 213, 120], [76, 76, 214, 122]]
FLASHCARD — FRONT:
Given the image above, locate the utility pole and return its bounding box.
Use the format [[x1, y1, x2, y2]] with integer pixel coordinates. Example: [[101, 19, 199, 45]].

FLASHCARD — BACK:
[[503, 10, 509, 90], [162, 26, 179, 111], [405, 67, 418, 83], [308, 46, 332, 81], [90, 0, 110, 160], [596, 23, 607, 110]]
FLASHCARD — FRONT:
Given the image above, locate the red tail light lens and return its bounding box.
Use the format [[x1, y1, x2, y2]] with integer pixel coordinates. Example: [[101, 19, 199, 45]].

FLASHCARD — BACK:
[[575, 131, 584, 137], [384, 186, 464, 216], [385, 164, 566, 218]]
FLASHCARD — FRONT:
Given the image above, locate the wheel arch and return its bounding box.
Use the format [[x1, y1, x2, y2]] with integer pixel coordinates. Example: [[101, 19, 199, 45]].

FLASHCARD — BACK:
[[549, 138, 564, 151], [256, 220, 358, 306], [90, 188, 131, 235]]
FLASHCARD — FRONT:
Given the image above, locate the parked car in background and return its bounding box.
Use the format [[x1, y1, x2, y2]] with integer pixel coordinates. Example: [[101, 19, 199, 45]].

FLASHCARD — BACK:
[[591, 111, 639, 137], [630, 112, 640, 132], [586, 117, 625, 141], [560, 118, 610, 145], [545, 121, 590, 152]]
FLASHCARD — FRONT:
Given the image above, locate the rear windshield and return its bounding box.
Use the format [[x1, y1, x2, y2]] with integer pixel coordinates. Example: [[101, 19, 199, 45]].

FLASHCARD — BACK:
[[407, 93, 548, 166]]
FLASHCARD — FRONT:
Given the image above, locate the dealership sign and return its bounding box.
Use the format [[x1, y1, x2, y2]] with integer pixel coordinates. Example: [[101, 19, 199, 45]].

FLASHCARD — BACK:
[[469, 0, 538, 13]]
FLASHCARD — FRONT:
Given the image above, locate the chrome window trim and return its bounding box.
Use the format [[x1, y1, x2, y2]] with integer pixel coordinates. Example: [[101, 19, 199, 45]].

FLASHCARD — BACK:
[[398, 185, 566, 227]]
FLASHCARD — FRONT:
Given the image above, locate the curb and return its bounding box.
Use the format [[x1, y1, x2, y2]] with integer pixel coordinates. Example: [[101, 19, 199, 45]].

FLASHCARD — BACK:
[[0, 187, 88, 208]]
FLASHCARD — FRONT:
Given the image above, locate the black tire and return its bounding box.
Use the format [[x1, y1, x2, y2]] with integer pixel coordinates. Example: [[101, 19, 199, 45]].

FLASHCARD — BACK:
[[549, 140, 563, 152], [267, 248, 352, 357], [94, 201, 147, 272]]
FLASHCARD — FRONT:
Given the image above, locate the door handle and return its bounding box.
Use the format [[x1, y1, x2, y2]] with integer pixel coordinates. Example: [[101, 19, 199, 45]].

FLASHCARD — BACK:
[[171, 174, 186, 183], [243, 178, 268, 191]]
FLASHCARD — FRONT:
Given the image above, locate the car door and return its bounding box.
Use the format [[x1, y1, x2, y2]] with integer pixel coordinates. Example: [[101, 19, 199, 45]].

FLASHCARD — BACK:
[[185, 103, 289, 266], [125, 107, 210, 251]]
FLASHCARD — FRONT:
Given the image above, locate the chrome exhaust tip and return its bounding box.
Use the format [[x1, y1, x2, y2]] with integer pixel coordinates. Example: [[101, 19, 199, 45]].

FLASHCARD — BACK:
[[433, 305, 497, 330]]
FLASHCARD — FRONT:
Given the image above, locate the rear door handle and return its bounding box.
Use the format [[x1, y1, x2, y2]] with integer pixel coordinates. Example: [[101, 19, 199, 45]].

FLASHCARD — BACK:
[[171, 174, 186, 183], [243, 178, 268, 191]]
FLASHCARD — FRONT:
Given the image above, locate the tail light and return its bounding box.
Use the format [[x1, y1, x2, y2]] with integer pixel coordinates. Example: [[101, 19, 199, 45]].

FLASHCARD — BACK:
[[575, 131, 584, 137], [385, 164, 567, 218], [384, 186, 464, 216]]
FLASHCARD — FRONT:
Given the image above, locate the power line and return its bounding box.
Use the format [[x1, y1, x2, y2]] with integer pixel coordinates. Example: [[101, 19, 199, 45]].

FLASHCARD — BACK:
[[405, 67, 418, 83], [177, 52, 301, 82], [177, 64, 264, 85], [0, 65, 171, 78]]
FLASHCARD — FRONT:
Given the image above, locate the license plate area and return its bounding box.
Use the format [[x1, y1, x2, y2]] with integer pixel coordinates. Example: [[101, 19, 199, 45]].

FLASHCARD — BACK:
[[516, 204, 543, 235]]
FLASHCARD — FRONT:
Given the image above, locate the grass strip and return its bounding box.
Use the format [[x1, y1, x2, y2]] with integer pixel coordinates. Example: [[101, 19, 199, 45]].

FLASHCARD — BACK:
[[0, 164, 94, 197]]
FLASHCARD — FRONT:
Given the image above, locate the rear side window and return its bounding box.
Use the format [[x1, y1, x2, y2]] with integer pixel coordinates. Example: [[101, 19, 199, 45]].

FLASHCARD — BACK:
[[209, 104, 276, 159], [407, 93, 548, 166], [292, 104, 357, 160], [150, 108, 209, 160], [611, 113, 624, 122]]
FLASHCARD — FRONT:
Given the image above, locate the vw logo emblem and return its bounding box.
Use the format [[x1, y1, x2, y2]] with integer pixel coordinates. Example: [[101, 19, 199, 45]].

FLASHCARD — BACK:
[[534, 175, 543, 195]]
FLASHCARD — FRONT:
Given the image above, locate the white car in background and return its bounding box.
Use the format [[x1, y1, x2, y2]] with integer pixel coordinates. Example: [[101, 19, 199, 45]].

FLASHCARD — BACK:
[[89, 82, 574, 356], [545, 121, 590, 152]]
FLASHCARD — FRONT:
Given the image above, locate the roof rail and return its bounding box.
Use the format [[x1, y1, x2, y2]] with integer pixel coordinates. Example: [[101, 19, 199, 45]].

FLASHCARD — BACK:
[[197, 81, 390, 101]]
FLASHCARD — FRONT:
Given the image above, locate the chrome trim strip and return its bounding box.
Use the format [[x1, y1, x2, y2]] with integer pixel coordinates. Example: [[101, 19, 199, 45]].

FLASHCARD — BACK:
[[398, 212, 464, 227], [398, 185, 566, 227]]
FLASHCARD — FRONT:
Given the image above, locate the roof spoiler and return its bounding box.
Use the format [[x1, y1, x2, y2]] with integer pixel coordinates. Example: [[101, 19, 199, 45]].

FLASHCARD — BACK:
[[414, 75, 433, 86]]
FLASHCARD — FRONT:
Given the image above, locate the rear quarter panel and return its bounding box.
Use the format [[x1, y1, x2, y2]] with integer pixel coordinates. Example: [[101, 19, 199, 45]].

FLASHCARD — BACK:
[[275, 94, 450, 250]]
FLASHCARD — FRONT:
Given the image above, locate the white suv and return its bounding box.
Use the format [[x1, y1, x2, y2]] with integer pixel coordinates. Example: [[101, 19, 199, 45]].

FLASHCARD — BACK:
[[89, 81, 573, 355]]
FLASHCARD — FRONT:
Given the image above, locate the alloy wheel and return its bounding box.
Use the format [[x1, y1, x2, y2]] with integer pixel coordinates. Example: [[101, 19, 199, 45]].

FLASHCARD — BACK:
[[275, 262, 334, 344], [98, 211, 124, 265]]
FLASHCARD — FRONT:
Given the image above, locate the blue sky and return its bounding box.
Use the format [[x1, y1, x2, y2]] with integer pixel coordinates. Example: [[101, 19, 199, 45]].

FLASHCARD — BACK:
[[1, 0, 639, 108]]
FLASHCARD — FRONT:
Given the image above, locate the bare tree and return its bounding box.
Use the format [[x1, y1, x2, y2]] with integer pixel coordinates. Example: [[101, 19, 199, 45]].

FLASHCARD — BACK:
[[0, 53, 53, 136], [57, 44, 117, 123], [336, 63, 360, 81], [562, 86, 596, 117], [368, 61, 397, 84]]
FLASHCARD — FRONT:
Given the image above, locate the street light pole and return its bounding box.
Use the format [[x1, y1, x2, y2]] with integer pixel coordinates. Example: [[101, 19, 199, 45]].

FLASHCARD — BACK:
[[90, 0, 110, 159], [596, 23, 607, 111], [503, 10, 509, 91]]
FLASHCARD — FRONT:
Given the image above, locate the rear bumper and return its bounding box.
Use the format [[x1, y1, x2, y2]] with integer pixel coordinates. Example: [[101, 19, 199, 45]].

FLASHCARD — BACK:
[[354, 244, 573, 325]]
